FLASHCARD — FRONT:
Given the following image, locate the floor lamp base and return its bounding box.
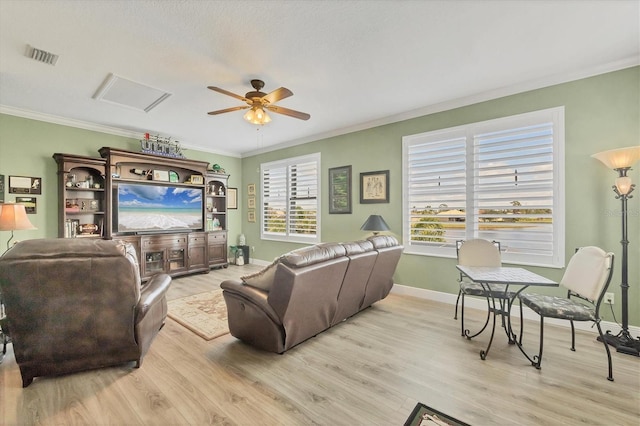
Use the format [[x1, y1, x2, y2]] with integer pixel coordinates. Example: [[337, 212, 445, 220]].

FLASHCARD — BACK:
[[598, 330, 640, 357]]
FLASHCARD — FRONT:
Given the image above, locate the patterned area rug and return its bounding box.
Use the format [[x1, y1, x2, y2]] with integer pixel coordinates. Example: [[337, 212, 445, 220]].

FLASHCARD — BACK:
[[167, 290, 229, 340], [404, 403, 470, 426]]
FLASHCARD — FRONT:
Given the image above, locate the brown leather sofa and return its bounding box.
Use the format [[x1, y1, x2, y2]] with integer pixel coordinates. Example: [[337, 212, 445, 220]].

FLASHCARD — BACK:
[[221, 235, 403, 353], [0, 238, 171, 387]]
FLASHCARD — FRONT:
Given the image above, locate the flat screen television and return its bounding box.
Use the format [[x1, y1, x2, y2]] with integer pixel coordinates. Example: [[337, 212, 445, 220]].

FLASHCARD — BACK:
[[114, 183, 203, 233]]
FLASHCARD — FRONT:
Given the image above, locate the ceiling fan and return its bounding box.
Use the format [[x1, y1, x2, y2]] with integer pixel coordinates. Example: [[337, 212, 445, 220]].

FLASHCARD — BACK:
[[207, 79, 310, 125]]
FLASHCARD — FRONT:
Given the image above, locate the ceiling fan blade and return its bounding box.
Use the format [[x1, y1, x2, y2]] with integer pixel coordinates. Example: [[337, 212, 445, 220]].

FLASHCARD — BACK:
[[266, 105, 310, 120], [207, 86, 249, 103], [207, 106, 250, 115], [262, 87, 293, 105]]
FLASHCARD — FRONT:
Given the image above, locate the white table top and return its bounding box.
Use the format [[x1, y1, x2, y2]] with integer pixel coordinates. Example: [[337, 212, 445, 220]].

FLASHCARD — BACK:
[[456, 265, 558, 287]]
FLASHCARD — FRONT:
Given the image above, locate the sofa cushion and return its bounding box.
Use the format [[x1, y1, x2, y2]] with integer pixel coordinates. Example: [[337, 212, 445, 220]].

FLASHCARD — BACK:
[[341, 240, 374, 255], [241, 259, 280, 291], [281, 242, 347, 268], [367, 235, 399, 249]]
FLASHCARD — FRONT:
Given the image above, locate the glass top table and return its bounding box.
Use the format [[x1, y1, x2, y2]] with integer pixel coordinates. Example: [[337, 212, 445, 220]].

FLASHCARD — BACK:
[[455, 265, 558, 359]]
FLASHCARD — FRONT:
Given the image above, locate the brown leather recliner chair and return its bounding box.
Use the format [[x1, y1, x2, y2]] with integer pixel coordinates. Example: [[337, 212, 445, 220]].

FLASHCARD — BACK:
[[0, 238, 171, 387]]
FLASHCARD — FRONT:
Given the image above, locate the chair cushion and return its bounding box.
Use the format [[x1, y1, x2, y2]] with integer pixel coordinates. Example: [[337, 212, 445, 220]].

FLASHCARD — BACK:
[[460, 281, 517, 299], [519, 293, 596, 321]]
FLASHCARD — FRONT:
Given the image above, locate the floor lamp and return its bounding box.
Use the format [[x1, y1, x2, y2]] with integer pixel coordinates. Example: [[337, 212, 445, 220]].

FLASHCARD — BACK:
[[0, 202, 37, 252], [592, 146, 640, 356]]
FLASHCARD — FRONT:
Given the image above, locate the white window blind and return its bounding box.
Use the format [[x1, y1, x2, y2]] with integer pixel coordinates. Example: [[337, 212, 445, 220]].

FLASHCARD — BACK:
[[403, 107, 564, 267], [261, 153, 320, 243]]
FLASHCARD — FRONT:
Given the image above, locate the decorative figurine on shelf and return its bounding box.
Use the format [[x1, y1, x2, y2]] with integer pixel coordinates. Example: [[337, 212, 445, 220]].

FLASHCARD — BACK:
[[218, 187, 224, 196], [210, 163, 226, 174], [238, 234, 246, 246]]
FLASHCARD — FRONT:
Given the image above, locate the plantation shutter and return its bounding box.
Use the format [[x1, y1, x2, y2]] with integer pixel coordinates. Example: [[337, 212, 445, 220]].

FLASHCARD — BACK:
[[262, 165, 288, 236], [405, 129, 467, 249], [473, 122, 555, 262], [261, 153, 320, 243], [288, 160, 318, 236]]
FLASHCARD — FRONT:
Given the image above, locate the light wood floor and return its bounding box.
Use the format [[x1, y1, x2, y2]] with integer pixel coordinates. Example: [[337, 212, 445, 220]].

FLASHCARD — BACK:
[[1, 265, 639, 425]]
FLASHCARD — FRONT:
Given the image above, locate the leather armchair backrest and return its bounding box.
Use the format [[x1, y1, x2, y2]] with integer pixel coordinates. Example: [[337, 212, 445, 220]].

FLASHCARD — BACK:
[[360, 235, 404, 309], [268, 255, 349, 351], [0, 239, 141, 366], [331, 240, 377, 325]]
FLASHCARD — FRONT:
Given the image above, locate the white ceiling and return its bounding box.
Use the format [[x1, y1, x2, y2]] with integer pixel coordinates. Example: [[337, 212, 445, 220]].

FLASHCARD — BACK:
[[1, 1, 638, 158]]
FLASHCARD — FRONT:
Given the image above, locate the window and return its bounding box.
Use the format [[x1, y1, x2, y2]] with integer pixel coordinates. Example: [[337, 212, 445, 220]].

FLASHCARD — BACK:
[[402, 107, 565, 267], [261, 153, 321, 243]]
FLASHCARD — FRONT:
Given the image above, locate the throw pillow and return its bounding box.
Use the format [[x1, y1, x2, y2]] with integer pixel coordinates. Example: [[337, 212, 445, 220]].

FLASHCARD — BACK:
[[241, 259, 279, 291]]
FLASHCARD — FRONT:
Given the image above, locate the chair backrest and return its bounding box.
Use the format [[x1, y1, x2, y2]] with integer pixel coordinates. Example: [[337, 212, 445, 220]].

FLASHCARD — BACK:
[[560, 246, 614, 302], [457, 239, 501, 267]]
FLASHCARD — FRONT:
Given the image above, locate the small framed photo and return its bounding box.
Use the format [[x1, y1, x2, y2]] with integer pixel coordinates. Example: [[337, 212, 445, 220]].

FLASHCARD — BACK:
[[227, 187, 238, 209], [248, 196, 256, 209], [329, 165, 352, 214], [360, 170, 389, 204], [15, 196, 37, 214], [248, 210, 256, 223], [247, 183, 256, 196]]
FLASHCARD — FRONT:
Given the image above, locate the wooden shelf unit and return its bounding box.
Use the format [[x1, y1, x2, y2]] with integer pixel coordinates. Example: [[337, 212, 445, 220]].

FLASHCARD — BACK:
[[54, 148, 230, 278]]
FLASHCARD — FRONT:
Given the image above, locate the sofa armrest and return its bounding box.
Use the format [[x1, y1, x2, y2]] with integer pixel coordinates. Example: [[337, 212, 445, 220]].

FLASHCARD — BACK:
[[136, 273, 172, 322], [220, 279, 281, 325]]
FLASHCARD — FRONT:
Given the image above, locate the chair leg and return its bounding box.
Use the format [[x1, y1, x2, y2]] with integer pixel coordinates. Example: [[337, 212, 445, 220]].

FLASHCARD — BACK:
[[595, 320, 614, 382], [570, 320, 576, 352], [532, 316, 545, 369], [454, 289, 461, 320], [460, 293, 466, 336]]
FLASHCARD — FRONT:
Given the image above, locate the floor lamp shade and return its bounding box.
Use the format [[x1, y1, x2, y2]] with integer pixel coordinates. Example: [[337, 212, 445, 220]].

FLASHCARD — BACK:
[[0, 202, 37, 250], [591, 145, 640, 356], [360, 215, 390, 235]]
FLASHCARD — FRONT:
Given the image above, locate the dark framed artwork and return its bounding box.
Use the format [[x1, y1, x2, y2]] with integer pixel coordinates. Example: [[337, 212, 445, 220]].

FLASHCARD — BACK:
[[9, 175, 42, 195], [329, 165, 352, 214], [0, 174, 4, 202], [360, 170, 389, 204], [15, 196, 37, 214], [227, 187, 238, 209]]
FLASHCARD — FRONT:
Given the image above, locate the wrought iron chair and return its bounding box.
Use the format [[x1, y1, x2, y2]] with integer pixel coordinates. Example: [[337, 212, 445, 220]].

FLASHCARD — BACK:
[[455, 239, 516, 338], [517, 246, 615, 381]]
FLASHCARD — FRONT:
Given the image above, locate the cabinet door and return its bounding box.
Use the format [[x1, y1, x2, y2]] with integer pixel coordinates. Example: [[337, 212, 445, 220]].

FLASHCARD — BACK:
[[188, 233, 207, 271], [142, 249, 166, 277], [208, 231, 227, 268]]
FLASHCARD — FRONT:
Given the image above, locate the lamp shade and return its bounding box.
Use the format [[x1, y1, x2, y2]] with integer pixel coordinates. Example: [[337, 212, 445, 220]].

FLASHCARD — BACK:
[[0, 203, 36, 231], [591, 146, 640, 170], [360, 214, 390, 233]]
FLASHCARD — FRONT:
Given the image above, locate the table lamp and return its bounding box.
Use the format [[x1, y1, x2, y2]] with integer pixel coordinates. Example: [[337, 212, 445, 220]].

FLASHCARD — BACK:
[[360, 214, 390, 235], [591, 145, 640, 356], [0, 202, 37, 251]]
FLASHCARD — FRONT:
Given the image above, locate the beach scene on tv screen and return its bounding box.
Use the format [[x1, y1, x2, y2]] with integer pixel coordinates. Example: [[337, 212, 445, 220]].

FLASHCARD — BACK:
[[118, 184, 203, 232]]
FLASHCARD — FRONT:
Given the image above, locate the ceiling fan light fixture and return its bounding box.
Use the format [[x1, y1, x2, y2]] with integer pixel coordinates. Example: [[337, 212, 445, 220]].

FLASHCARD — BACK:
[[244, 106, 271, 125]]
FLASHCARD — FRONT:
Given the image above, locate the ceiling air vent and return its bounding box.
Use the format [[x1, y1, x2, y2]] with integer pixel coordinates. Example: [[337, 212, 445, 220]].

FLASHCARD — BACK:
[[93, 73, 172, 113], [26, 45, 59, 66]]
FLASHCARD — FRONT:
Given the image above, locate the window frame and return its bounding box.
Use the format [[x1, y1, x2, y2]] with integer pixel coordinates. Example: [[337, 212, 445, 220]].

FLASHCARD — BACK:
[[402, 107, 565, 268], [260, 152, 321, 244]]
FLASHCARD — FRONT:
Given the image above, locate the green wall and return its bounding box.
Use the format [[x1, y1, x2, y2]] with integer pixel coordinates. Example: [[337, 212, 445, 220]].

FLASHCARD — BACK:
[[0, 114, 243, 249], [241, 67, 640, 327]]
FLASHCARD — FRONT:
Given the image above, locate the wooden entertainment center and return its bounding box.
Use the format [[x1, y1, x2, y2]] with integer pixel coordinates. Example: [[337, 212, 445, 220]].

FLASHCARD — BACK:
[[53, 147, 229, 279]]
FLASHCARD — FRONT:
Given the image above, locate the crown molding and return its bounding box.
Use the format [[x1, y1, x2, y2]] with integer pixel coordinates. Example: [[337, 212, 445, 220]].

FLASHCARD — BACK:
[[0, 105, 241, 158], [242, 56, 639, 158]]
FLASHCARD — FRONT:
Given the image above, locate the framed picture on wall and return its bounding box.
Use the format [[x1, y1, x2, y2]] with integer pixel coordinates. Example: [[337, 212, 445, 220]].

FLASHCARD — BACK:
[[247, 183, 256, 196], [227, 187, 238, 209], [360, 170, 389, 204], [248, 196, 256, 209], [248, 210, 256, 222], [329, 165, 352, 214], [15, 196, 37, 214]]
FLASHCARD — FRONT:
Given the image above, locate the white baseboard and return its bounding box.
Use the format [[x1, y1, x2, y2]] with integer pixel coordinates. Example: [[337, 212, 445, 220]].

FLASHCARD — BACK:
[[390, 283, 640, 337]]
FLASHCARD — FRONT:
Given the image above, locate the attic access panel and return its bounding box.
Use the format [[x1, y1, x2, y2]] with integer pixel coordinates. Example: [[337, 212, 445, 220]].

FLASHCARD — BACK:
[[93, 73, 171, 112]]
